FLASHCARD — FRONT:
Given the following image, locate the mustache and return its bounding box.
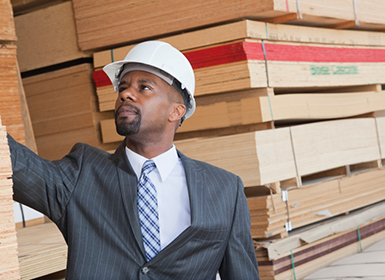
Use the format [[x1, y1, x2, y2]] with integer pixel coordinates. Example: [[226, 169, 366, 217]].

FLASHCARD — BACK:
[[115, 102, 141, 118]]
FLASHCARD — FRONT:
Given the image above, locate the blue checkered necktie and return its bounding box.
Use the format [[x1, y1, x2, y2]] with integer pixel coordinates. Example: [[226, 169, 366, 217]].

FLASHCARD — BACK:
[[137, 159, 161, 261]]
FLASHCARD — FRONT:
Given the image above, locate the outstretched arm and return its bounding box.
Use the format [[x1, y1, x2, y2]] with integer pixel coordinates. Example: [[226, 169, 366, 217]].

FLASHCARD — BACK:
[[8, 134, 82, 224]]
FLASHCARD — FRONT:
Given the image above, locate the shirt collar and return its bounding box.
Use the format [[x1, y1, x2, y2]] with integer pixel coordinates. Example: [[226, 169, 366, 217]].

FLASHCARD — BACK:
[[125, 145, 179, 182]]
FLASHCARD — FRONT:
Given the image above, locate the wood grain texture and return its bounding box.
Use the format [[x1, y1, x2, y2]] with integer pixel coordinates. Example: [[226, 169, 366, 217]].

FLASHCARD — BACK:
[[0, 121, 20, 280], [72, 0, 385, 51]]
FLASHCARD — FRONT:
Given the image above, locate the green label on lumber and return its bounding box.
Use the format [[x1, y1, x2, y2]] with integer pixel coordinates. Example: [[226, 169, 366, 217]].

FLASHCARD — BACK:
[[310, 65, 359, 75]]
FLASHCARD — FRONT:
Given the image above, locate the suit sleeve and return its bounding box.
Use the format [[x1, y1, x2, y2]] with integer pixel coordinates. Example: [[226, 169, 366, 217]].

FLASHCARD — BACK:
[[8, 133, 84, 224], [218, 176, 260, 280]]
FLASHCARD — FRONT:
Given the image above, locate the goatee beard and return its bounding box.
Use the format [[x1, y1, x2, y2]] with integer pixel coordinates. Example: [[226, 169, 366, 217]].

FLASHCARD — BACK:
[[115, 104, 141, 136]]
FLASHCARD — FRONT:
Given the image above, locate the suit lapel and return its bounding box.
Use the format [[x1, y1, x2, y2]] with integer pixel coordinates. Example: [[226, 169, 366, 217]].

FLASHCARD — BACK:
[[180, 151, 205, 228], [112, 139, 146, 258]]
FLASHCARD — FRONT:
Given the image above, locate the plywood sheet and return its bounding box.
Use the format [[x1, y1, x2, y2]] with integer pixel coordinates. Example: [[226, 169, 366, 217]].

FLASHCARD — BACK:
[[175, 128, 297, 187], [14, 1, 90, 72], [0, 44, 27, 146], [0, 0, 16, 41], [23, 63, 115, 160], [17, 223, 67, 280], [0, 119, 20, 280], [72, 0, 385, 51], [291, 118, 381, 176]]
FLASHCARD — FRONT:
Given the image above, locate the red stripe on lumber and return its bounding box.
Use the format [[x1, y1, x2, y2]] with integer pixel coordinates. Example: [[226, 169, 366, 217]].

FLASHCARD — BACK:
[[93, 41, 385, 87], [264, 43, 385, 63]]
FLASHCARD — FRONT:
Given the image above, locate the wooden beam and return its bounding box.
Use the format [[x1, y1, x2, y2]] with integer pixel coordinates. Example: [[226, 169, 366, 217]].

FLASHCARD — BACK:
[[264, 13, 298, 24], [326, 20, 357, 29]]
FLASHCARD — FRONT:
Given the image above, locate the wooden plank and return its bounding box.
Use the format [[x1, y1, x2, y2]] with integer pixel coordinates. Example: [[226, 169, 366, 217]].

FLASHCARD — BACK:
[[0, 0, 17, 41], [72, 0, 385, 51], [257, 215, 385, 280], [261, 91, 385, 122], [0, 44, 27, 146], [14, 1, 91, 72], [17, 223, 67, 280], [15, 62, 37, 153], [249, 166, 385, 238], [291, 118, 381, 177], [11, 0, 66, 15], [305, 264, 385, 279], [258, 197, 385, 260], [23, 63, 116, 160], [376, 117, 385, 159], [175, 118, 383, 187], [0, 119, 20, 280], [176, 128, 296, 187]]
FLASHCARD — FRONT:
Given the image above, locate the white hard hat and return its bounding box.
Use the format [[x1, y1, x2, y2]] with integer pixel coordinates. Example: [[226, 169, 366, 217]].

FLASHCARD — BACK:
[[103, 41, 196, 120]]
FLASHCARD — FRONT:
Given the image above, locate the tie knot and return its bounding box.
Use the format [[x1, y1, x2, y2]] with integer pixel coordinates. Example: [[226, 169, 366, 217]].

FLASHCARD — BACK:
[[141, 160, 156, 176]]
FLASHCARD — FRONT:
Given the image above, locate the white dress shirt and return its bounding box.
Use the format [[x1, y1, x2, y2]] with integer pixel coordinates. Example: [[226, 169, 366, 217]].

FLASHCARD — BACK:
[[125, 145, 191, 249]]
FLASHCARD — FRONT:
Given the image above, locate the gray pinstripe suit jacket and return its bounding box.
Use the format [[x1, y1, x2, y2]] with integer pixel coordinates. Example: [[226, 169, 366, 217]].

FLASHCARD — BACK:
[[9, 135, 259, 280]]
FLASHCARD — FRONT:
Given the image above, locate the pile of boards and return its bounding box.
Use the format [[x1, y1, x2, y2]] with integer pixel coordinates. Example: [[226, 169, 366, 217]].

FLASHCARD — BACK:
[[13, 1, 117, 160], [255, 201, 385, 279], [0, 118, 20, 279], [0, 117, 20, 280], [5, 0, 385, 279]]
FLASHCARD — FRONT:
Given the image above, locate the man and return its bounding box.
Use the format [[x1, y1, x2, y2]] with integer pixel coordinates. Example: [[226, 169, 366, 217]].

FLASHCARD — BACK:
[[10, 41, 259, 279]]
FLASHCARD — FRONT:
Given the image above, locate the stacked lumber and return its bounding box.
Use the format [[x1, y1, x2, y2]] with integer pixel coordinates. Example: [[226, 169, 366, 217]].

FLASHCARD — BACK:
[[0, 0, 16, 41], [0, 44, 26, 145], [175, 118, 382, 187], [14, 1, 91, 72], [254, 202, 385, 280], [0, 119, 20, 280], [304, 239, 385, 279], [22, 63, 117, 160], [0, 0, 36, 152], [91, 21, 385, 143], [71, 0, 385, 51], [100, 85, 385, 142], [92, 20, 385, 101], [175, 117, 384, 238], [248, 168, 385, 238], [17, 223, 67, 279]]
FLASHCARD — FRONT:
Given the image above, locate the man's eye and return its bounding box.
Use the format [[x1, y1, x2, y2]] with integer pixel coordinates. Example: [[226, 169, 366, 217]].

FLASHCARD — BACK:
[[140, 85, 150, 91], [118, 86, 126, 93]]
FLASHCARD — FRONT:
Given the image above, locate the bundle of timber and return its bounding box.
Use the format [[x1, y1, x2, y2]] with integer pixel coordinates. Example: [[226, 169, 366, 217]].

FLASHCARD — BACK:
[[22, 63, 117, 160], [17, 223, 67, 280], [175, 117, 383, 188], [0, 119, 20, 280], [304, 239, 385, 279], [92, 21, 385, 144], [72, 0, 385, 51], [254, 201, 385, 280], [175, 117, 385, 238], [14, 1, 91, 72], [248, 167, 385, 238], [0, 44, 28, 146], [1, 0, 17, 41]]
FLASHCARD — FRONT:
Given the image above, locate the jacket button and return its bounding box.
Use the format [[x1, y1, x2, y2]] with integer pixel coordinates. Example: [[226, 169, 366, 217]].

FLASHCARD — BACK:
[[141, 267, 150, 274]]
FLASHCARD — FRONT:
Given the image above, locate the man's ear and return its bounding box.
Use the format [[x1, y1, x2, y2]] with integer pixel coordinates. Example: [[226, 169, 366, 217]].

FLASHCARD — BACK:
[[169, 104, 186, 122]]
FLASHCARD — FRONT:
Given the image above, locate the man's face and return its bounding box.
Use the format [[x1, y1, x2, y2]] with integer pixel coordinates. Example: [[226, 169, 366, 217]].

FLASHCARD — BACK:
[[114, 70, 174, 139]]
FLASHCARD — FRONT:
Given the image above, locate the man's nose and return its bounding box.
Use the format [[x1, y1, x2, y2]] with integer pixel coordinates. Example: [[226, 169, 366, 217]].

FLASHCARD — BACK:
[[118, 87, 137, 102]]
